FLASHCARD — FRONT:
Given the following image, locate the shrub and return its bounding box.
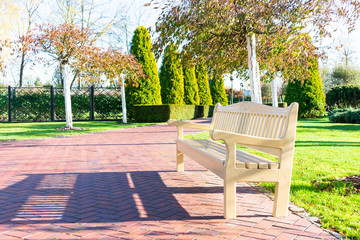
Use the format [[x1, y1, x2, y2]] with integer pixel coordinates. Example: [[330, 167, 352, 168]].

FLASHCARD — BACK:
[[326, 85, 360, 108], [328, 108, 360, 124], [159, 43, 184, 104], [210, 72, 228, 105], [195, 61, 212, 105], [285, 58, 326, 118], [183, 63, 200, 105], [126, 26, 162, 108]]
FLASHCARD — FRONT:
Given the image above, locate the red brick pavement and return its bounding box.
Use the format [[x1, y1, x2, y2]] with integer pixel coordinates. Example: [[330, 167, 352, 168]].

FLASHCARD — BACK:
[[0, 120, 337, 239]]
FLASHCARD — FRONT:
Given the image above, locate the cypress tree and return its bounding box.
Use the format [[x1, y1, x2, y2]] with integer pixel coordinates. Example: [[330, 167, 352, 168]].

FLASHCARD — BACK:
[[285, 58, 326, 118], [159, 43, 184, 104], [183, 62, 200, 105], [195, 61, 212, 105], [126, 26, 162, 106], [210, 72, 228, 105]]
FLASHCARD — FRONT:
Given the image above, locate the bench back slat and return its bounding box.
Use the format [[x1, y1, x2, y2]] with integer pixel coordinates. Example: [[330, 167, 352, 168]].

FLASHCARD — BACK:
[[213, 105, 289, 140]]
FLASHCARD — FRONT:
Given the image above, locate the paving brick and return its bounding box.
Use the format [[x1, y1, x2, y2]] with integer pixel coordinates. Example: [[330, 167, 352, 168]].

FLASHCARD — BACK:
[[0, 121, 338, 240]]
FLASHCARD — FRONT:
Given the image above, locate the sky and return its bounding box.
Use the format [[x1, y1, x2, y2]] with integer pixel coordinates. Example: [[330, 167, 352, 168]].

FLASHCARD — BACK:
[[1, 0, 360, 89]]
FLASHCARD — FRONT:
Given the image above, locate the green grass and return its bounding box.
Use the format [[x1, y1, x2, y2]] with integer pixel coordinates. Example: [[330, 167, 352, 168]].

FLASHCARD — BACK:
[[186, 117, 360, 238], [0, 121, 160, 141]]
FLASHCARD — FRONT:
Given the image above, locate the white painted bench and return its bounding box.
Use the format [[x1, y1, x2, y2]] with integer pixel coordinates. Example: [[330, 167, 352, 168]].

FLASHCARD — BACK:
[[168, 102, 298, 219]]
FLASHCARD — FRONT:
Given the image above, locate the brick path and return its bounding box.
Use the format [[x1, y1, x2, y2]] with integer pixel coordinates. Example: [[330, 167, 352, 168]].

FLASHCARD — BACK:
[[0, 120, 336, 239]]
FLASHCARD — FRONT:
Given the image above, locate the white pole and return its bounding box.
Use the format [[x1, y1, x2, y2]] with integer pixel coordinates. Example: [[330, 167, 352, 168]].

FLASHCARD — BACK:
[[121, 74, 127, 124], [62, 62, 73, 128], [246, 33, 262, 104]]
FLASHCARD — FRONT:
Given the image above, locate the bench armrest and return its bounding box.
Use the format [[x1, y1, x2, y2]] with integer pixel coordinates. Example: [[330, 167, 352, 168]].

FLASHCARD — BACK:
[[168, 119, 213, 131], [211, 130, 285, 149]]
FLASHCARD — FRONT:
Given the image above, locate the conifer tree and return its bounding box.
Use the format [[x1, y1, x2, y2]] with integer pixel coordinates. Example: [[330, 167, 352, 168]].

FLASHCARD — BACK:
[[126, 26, 162, 106], [159, 43, 184, 104], [195, 61, 212, 105], [285, 58, 325, 118], [210, 72, 228, 105], [183, 62, 200, 105]]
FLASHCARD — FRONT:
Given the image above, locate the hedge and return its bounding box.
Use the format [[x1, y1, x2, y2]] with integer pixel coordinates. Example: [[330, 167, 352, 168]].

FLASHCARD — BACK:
[[326, 85, 360, 108], [133, 105, 214, 122], [0, 88, 123, 122], [328, 108, 360, 124], [263, 102, 288, 108]]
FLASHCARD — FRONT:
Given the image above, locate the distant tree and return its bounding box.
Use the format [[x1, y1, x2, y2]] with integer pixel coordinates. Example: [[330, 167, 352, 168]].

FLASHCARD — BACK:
[[126, 26, 162, 107], [322, 65, 360, 92], [195, 61, 212, 105], [210, 72, 228, 105], [285, 58, 326, 118], [159, 43, 184, 104], [13, 0, 41, 87], [183, 62, 199, 105]]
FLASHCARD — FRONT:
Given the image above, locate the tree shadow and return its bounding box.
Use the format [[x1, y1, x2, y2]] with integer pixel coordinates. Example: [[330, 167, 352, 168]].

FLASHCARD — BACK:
[[0, 171, 254, 225], [295, 140, 360, 147]]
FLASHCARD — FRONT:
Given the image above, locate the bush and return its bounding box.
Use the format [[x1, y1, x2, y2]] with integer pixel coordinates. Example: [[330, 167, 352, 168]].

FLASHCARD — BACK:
[[210, 72, 228, 105], [126, 26, 162, 115], [159, 43, 184, 104], [328, 108, 360, 124], [326, 85, 360, 108], [133, 105, 215, 122], [183, 63, 200, 105], [195, 61, 213, 105], [285, 58, 326, 118]]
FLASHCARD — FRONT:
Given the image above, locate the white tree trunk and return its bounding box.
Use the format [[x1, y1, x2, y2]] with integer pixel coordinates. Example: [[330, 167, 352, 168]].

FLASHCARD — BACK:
[[62, 63, 73, 128], [271, 77, 278, 107], [121, 74, 127, 124], [247, 34, 262, 104]]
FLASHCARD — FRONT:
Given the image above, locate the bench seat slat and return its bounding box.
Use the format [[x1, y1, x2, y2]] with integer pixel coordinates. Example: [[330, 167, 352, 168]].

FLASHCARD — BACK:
[[184, 139, 279, 169]]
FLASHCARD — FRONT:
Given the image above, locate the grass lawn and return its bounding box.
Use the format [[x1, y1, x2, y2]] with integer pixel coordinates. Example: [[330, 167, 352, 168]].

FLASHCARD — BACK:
[[186, 117, 360, 238], [0, 121, 159, 141]]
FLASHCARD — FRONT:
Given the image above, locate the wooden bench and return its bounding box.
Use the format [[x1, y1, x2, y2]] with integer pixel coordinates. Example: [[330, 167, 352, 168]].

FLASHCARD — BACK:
[[168, 102, 298, 219]]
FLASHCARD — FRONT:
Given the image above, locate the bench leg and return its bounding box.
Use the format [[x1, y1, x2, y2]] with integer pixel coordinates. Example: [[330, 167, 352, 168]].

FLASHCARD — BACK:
[[273, 181, 290, 217], [224, 180, 236, 219], [177, 150, 184, 172]]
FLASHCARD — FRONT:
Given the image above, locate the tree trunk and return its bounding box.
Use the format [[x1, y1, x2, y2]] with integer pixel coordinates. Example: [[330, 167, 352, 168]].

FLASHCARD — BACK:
[[19, 51, 25, 87], [246, 34, 262, 104], [121, 74, 127, 124], [62, 62, 73, 128], [271, 78, 278, 107]]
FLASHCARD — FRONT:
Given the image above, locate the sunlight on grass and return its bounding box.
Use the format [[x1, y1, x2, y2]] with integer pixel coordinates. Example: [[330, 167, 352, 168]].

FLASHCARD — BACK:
[[0, 121, 160, 141], [186, 117, 360, 238]]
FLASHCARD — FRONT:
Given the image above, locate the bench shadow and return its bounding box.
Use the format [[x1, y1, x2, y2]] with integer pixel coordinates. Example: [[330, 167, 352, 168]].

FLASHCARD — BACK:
[[0, 171, 251, 225]]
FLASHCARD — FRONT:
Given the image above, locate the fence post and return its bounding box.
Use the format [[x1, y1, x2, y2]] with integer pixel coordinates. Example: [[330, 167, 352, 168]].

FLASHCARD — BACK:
[[50, 86, 55, 121], [90, 85, 94, 121], [8, 86, 11, 122]]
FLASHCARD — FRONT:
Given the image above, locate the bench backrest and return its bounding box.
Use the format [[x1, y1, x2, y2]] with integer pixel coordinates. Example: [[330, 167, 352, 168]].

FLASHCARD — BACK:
[[211, 102, 298, 155]]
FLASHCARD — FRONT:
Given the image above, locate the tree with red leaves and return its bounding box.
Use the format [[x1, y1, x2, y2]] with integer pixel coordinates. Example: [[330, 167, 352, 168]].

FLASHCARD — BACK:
[[35, 23, 143, 129]]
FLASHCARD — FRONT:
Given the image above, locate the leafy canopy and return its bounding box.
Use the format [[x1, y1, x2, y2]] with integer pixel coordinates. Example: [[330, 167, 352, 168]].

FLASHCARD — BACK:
[[153, 0, 360, 81]]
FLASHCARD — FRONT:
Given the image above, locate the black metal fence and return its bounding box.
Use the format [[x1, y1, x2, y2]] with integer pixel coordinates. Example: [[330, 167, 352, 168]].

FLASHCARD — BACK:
[[0, 86, 123, 122]]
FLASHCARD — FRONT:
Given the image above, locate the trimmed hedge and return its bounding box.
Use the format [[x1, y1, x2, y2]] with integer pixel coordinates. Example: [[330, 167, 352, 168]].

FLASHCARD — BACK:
[[263, 102, 288, 108], [328, 108, 360, 124], [326, 85, 360, 108], [133, 105, 214, 122]]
